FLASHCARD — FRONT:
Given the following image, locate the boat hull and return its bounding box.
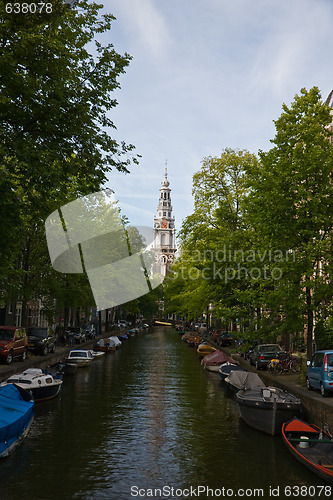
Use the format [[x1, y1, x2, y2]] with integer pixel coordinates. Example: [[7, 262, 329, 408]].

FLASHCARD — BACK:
[[29, 382, 62, 402], [235, 387, 301, 435], [65, 358, 92, 367], [98, 345, 116, 353]]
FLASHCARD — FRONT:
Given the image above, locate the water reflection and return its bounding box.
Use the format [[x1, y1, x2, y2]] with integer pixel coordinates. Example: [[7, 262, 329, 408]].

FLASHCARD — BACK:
[[0, 328, 327, 499]]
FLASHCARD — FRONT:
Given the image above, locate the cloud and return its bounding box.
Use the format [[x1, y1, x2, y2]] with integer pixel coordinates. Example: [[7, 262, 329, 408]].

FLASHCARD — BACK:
[[107, 0, 172, 60]]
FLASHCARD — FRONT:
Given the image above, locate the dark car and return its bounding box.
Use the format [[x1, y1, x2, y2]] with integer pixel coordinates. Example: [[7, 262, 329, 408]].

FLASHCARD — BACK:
[[249, 343, 283, 370], [219, 331, 233, 346], [27, 327, 56, 356], [0, 326, 28, 364]]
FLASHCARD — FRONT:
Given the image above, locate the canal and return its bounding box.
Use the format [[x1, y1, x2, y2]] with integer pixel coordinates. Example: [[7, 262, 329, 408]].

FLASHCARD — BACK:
[[0, 327, 329, 499]]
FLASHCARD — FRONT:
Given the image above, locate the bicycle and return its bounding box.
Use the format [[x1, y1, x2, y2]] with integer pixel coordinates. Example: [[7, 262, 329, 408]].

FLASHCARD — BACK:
[[268, 351, 300, 375]]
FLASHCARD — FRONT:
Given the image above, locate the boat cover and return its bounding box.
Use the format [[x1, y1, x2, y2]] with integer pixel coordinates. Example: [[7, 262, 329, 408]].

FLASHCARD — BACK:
[[201, 350, 233, 366], [0, 384, 34, 457], [225, 371, 265, 390], [97, 337, 117, 347]]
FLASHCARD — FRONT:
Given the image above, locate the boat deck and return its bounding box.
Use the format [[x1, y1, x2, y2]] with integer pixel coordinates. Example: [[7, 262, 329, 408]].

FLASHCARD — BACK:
[[301, 445, 333, 467]]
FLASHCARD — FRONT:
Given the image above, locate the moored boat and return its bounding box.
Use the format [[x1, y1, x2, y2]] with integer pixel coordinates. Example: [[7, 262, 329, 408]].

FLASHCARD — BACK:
[[235, 385, 301, 435], [96, 337, 117, 352], [108, 336, 122, 349], [186, 334, 203, 347], [117, 333, 129, 341], [218, 362, 247, 381], [65, 349, 94, 367], [201, 350, 234, 372], [89, 350, 105, 358], [1, 368, 63, 402], [0, 384, 34, 458], [197, 344, 216, 358], [282, 418, 333, 483]]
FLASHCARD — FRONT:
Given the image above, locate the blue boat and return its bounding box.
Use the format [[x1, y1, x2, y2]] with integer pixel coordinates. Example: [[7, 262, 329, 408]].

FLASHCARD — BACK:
[[117, 333, 129, 341], [0, 384, 34, 458]]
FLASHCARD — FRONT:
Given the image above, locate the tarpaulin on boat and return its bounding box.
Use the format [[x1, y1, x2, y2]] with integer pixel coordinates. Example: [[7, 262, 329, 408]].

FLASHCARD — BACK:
[[201, 350, 233, 366], [225, 371, 265, 390], [0, 384, 34, 457]]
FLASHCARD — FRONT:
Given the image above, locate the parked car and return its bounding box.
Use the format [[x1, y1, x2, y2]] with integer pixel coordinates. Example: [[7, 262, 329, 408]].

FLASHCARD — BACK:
[[219, 331, 233, 346], [306, 350, 333, 397], [27, 327, 56, 356], [0, 326, 28, 364], [249, 343, 283, 370]]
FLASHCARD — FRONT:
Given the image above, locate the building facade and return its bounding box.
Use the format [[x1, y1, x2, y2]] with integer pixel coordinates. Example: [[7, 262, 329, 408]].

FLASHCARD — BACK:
[[152, 168, 176, 276]]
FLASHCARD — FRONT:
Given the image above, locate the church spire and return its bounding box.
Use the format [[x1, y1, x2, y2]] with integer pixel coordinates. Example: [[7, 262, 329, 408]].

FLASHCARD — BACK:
[[152, 167, 176, 276]]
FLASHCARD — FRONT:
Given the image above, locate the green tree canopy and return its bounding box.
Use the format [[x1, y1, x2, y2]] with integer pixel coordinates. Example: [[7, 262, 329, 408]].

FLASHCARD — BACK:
[[0, 1, 139, 322]]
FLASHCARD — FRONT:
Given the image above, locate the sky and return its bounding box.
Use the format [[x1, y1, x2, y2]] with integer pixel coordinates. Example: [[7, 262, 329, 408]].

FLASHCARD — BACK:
[[97, 0, 333, 233]]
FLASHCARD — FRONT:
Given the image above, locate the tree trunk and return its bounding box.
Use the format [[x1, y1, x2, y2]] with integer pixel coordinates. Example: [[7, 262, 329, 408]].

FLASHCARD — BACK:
[[64, 307, 69, 331], [306, 286, 314, 358]]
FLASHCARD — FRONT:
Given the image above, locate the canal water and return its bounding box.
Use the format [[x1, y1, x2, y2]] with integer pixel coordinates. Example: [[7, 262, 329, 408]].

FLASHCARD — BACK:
[[0, 327, 327, 499]]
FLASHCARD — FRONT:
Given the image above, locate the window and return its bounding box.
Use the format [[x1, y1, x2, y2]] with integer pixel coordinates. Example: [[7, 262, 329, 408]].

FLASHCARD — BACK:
[[163, 212, 166, 216], [15, 304, 22, 327], [313, 353, 324, 367]]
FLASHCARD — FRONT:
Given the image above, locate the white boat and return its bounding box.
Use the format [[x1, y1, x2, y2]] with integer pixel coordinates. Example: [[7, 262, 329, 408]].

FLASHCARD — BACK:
[[65, 349, 94, 367], [89, 350, 105, 358], [1, 368, 63, 402], [96, 337, 117, 352], [106, 336, 122, 348]]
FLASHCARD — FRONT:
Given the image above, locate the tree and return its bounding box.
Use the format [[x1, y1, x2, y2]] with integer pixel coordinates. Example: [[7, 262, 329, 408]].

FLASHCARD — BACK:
[[245, 87, 333, 356], [165, 149, 258, 326], [0, 1, 139, 321]]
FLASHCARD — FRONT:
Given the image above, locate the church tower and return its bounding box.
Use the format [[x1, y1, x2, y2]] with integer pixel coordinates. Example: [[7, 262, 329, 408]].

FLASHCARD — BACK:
[[152, 168, 176, 276]]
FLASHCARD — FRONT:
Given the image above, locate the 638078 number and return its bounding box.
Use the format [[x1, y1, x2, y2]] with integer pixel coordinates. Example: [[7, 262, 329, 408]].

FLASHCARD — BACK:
[[284, 485, 332, 496], [5, 3, 53, 13]]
